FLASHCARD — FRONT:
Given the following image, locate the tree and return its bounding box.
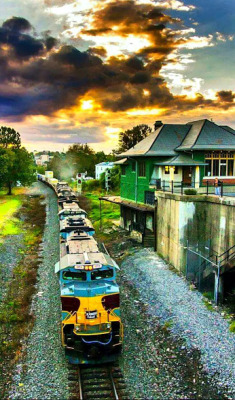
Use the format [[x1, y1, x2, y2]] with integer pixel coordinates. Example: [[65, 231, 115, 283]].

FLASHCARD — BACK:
[[0, 127, 35, 194], [0, 126, 21, 149], [118, 124, 152, 153], [0, 148, 36, 195]]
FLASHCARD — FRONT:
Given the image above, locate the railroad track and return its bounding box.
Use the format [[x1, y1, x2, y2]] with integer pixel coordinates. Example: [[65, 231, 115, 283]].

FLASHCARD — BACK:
[[68, 364, 129, 400]]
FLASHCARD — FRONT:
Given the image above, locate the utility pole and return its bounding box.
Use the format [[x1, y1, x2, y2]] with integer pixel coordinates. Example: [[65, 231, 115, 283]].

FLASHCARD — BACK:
[[105, 168, 111, 193]]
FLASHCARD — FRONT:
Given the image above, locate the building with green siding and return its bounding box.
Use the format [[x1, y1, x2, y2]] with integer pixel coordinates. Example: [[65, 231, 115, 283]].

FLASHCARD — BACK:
[[101, 119, 235, 244]]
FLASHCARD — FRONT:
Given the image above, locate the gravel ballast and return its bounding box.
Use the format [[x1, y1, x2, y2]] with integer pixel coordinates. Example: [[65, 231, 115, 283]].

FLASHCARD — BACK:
[[9, 182, 69, 400], [120, 247, 235, 399]]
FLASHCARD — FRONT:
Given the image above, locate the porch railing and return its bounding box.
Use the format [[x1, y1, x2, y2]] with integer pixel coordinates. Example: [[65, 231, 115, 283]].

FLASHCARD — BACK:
[[150, 179, 235, 196]]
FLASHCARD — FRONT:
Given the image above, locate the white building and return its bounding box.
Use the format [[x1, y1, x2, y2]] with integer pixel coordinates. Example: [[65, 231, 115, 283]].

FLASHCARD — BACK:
[[35, 154, 51, 166], [95, 162, 114, 180]]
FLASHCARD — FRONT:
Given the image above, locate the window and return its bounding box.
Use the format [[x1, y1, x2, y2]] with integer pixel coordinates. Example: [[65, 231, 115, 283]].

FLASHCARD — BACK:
[[121, 165, 126, 175], [213, 159, 219, 176], [164, 166, 178, 174], [91, 268, 113, 280], [205, 152, 235, 176], [228, 160, 234, 176], [132, 162, 136, 172], [139, 162, 146, 177], [220, 161, 227, 176], [205, 159, 212, 176], [62, 270, 86, 281]]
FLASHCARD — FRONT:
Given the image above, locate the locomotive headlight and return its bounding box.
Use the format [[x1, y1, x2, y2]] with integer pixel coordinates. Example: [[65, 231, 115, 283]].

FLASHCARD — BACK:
[[75, 325, 81, 332], [107, 323, 111, 329]]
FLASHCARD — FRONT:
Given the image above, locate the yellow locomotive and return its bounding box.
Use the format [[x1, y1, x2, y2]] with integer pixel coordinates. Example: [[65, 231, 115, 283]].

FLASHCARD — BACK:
[[55, 232, 123, 364]]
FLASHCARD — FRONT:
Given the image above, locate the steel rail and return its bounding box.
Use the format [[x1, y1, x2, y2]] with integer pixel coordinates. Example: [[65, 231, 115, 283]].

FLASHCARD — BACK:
[[78, 367, 83, 400], [108, 367, 119, 400]]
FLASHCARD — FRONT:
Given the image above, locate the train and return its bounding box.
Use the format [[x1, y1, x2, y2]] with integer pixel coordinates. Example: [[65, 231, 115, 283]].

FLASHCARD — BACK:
[[37, 172, 123, 364]]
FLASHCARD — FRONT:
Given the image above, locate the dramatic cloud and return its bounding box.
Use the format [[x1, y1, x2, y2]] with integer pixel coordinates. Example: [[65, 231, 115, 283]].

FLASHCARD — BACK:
[[0, 0, 234, 151]]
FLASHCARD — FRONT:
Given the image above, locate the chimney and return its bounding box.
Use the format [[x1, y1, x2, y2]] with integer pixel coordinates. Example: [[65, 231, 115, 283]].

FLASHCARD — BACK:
[[154, 120, 163, 130]]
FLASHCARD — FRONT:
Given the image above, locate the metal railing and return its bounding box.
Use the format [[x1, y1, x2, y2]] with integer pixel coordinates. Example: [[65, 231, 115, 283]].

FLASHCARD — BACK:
[[150, 178, 235, 197], [216, 244, 235, 266]]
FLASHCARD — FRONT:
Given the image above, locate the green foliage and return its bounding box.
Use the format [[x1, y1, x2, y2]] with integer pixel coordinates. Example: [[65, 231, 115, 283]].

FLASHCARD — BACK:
[[0, 128, 35, 194], [229, 321, 235, 333], [0, 126, 21, 149], [0, 197, 22, 236], [83, 179, 101, 191], [110, 165, 121, 191], [85, 192, 120, 233], [0, 148, 36, 194], [163, 320, 174, 331], [184, 189, 197, 195], [36, 165, 46, 174], [47, 143, 116, 181], [117, 124, 152, 153]]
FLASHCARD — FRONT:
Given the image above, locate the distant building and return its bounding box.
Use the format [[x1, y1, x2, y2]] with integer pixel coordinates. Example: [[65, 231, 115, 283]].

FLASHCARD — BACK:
[[34, 153, 53, 166], [95, 162, 114, 179]]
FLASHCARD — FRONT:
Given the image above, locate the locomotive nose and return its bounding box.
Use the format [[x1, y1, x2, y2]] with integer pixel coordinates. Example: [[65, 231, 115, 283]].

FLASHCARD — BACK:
[[87, 346, 101, 359]]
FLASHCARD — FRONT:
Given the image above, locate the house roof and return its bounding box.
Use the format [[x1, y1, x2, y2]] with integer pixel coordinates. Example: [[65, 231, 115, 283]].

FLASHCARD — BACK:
[[113, 158, 128, 165], [119, 119, 235, 157], [119, 124, 191, 157], [154, 154, 208, 166], [177, 119, 235, 150]]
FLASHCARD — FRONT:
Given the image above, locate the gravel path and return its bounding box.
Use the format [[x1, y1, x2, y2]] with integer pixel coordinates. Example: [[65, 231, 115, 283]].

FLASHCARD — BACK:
[[0, 235, 24, 302], [120, 248, 235, 399], [9, 182, 69, 400]]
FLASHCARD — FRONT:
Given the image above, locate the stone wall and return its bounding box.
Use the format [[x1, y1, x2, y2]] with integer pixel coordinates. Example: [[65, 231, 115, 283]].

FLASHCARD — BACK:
[[155, 192, 235, 272]]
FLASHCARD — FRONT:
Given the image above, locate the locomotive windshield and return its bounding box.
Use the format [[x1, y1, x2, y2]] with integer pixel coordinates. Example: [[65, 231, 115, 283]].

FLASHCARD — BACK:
[[91, 268, 113, 280], [63, 270, 86, 281]]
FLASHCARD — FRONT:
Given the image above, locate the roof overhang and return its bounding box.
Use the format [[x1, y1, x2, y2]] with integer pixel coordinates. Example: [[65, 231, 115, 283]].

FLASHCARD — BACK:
[[113, 158, 128, 165], [154, 155, 207, 166], [99, 196, 155, 212]]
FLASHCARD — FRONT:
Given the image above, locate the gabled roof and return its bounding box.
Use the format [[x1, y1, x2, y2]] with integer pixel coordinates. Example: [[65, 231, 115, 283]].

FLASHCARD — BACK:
[[177, 119, 235, 150], [119, 119, 235, 157], [119, 124, 189, 157]]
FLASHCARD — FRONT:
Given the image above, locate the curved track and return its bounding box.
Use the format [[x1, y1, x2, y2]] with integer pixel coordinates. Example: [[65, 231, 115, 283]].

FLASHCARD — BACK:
[[68, 364, 129, 400]]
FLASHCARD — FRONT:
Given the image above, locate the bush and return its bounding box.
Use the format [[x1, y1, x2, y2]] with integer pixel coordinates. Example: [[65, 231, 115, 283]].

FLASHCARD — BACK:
[[83, 179, 101, 191], [229, 321, 235, 333], [184, 188, 197, 195]]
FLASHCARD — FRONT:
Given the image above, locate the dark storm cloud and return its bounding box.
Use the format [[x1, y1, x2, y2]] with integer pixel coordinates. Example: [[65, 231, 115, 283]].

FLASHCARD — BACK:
[[2, 17, 32, 32], [216, 90, 235, 103], [0, 17, 52, 60], [0, 8, 234, 122]]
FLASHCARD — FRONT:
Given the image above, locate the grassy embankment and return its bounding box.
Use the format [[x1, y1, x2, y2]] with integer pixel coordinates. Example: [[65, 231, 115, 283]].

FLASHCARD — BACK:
[[78, 188, 121, 243], [0, 189, 46, 397], [0, 188, 26, 237]]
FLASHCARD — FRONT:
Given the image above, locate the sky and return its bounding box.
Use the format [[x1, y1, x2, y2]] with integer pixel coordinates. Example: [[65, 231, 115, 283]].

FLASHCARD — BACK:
[[0, 0, 234, 153]]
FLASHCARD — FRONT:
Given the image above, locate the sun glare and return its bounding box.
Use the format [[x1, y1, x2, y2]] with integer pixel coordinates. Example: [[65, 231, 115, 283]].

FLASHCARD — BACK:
[[80, 100, 94, 110]]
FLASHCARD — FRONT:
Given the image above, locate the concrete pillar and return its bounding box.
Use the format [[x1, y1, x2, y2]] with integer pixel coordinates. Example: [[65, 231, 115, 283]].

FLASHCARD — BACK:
[[195, 166, 200, 189]]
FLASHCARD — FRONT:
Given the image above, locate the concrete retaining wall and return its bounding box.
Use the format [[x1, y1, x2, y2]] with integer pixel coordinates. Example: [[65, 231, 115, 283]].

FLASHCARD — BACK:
[[156, 192, 235, 272]]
